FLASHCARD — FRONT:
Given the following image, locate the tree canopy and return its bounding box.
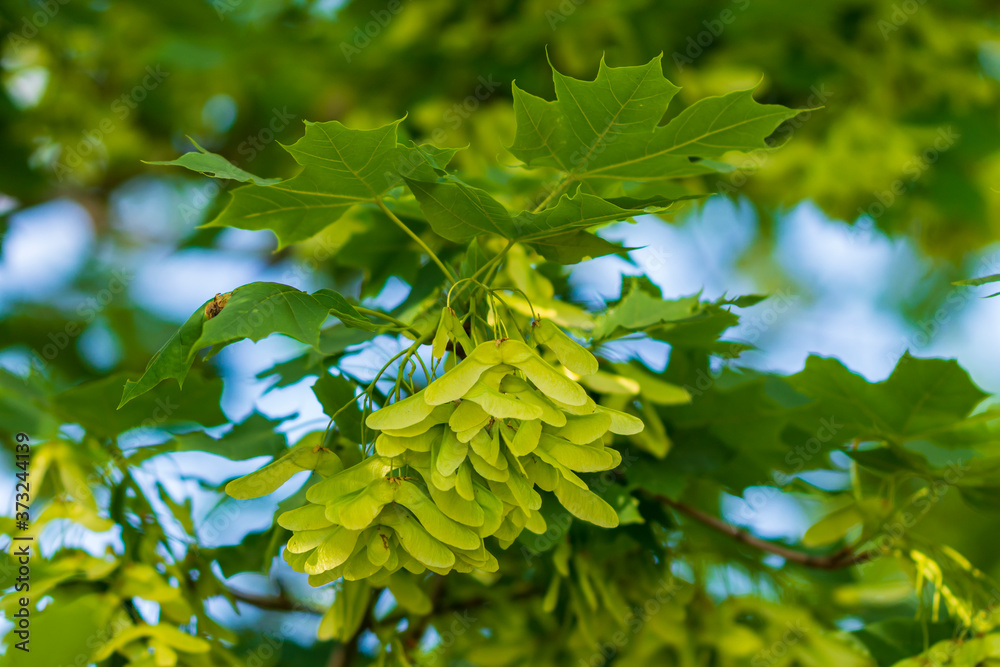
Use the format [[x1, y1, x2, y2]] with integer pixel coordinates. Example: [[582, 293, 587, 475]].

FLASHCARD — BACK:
[[3, 2, 1000, 666]]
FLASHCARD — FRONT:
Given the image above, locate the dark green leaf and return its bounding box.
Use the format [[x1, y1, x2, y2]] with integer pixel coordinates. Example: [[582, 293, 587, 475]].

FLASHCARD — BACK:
[[593, 278, 744, 351], [127, 412, 287, 463], [509, 55, 803, 193], [530, 229, 634, 265], [403, 178, 518, 242], [787, 353, 988, 443], [57, 372, 226, 437], [120, 283, 365, 407], [204, 120, 457, 248], [513, 192, 660, 240], [312, 372, 363, 443]]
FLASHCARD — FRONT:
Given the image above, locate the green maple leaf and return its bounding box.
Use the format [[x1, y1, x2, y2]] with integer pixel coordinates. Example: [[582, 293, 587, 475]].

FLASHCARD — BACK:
[[162, 120, 458, 249], [667, 375, 789, 454], [653, 372, 798, 494], [594, 282, 702, 341], [787, 353, 989, 443], [510, 56, 680, 173], [512, 192, 659, 238], [119, 282, 371, 407], [592, 277, 745, 352], [404, 178, 686, 247], [57, 372, 226, 438], [529, 230, 634, 264], [508, 55, 805, 196], [403, 178, 519, 242], [127, 412, 288, 464]]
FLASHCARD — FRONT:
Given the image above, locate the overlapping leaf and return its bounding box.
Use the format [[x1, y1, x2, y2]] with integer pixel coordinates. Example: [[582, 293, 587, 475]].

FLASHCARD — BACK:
[[403, 179, 676, 248], [509, 56, 680, 173], [125, 412, 287, 463], [512, 192, 656, 240], [59, 372, 226, 437], [185, 120, 457, 248], [787, 353, 988, 443], [508, 55, 804, 194], [592, 277, 747, 352], [119, 282, 370, 407], [403, 178, 518, 242], [528, 230, 634, 265]]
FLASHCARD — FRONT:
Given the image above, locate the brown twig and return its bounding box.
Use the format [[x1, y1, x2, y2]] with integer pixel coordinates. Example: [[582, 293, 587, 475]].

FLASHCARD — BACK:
[[226, 586, 315, 612], [327, 633, 359, 667], [327, 587, 380, 667], [646, 492, 876, 570], [404, 575, 446, 652]]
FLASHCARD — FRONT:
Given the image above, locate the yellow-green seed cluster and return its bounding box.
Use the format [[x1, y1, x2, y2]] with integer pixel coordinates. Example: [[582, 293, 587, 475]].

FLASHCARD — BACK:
[[232, 319, 643, 585]]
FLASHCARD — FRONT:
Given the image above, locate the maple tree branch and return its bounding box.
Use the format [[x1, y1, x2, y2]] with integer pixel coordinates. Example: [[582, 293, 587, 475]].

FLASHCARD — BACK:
[[646, 492, 877, 570], [379, 585, 541, 631], [327, 632, 360, 667], [403, 575, 446, 653], [226, 586, 316, 612], [328, 588, 380, 667]]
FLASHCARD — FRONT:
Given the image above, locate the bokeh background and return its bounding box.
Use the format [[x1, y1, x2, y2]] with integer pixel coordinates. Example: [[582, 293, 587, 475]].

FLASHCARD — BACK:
[[2, 0, 1000, 654]]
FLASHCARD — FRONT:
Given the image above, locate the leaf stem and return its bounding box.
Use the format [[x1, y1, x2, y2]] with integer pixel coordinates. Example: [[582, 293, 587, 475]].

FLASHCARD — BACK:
[[411, 347, 431, 381], [493, 287, 537, 322], [375, 198, 456, 282], [366, 332, 433, 402], [479, 246, 509, 288], [448, 240, 516, 305], [359, 336, 429, 453], [533, 177, 570, 213], [320, 391, 366, 445], [354, 306, 421, 338], [473, 239, 515, 285]]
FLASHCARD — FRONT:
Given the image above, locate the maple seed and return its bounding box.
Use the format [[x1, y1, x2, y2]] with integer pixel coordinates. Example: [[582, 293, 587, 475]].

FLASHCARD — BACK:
[[228, 322, 635, 582], [204, 291, 232, 320]]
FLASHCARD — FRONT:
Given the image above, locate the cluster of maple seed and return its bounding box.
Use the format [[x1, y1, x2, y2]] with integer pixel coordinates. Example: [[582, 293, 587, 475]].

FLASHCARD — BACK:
[[230, 312, 643, 585]]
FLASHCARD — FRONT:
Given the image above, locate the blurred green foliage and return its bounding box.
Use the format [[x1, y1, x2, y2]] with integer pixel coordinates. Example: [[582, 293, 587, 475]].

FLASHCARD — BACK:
[[3, 0, 1000, 253], [4, 2, 1000, 666]]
